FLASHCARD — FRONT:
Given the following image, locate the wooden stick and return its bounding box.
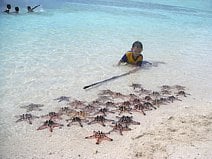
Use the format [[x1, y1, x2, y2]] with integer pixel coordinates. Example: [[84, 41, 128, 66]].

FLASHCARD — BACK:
[[83, 68, 139, 89]]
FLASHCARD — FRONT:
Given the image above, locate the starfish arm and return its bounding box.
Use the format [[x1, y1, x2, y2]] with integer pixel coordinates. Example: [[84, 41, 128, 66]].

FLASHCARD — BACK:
[[96, 138, 101, 144], [119, 130, 123, 135], [49, 126, 53, 132], [85, 135, 95, 139], [132, 121, 140, 125], [28, 119, 32, 124], [16, 119, 23, 123], [100, 121, 106, 127], [37, 125, 48, 130], [103, 136, 113, 141], [52, 123, 63, 128], [78, 122, 83, 127]]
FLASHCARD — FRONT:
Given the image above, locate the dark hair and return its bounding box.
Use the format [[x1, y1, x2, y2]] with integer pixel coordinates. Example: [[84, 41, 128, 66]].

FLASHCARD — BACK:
[[132, 41, 143, 49], [7, 4, 11, 9], [15, 7, 19, 12]]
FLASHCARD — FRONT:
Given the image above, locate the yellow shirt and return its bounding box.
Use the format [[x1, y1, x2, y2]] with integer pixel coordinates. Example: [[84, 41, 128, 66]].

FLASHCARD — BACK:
[[121, 51, 143, 66]]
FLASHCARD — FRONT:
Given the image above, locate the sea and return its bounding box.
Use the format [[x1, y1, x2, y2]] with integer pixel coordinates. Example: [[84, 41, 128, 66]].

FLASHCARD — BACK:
[[0, 0, 212, 158]]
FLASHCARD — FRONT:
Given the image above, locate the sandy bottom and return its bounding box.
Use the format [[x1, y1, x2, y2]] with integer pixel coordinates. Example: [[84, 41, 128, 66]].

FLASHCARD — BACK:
[[0, 86, 212, 159]]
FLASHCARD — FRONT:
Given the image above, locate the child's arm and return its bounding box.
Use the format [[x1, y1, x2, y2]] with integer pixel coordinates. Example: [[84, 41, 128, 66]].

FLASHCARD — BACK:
[[117, 54, 127, 66], [32, 5, 40, 10]]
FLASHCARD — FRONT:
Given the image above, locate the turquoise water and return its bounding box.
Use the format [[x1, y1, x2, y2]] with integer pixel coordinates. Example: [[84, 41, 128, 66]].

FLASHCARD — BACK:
[[0, 0, 212, 105]]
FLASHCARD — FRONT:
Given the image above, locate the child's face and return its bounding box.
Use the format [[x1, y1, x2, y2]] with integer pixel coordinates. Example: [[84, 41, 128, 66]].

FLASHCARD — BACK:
[[132, 46, 143, 54]]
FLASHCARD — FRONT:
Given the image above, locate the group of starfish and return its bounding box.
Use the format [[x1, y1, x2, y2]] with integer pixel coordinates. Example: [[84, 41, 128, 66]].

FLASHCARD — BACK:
[[15, 84, 190, 144]]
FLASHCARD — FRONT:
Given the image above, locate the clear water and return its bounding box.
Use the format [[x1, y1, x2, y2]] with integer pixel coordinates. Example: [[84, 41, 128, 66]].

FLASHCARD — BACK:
[[0, 0, 212, 142], [0, 0, 212, 103]]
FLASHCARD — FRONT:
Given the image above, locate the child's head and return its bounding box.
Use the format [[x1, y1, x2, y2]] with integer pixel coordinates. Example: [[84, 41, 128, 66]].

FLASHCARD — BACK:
[[15, 7, 19, 13], [131, 41, 143, 54], [7, 4, 11, 9], [27, 6, 31, 11]]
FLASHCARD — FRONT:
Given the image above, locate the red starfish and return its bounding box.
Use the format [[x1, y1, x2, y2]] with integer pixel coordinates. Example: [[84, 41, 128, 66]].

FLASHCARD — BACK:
[[37, 120, 63, 132], [85, 131, 113, 144]]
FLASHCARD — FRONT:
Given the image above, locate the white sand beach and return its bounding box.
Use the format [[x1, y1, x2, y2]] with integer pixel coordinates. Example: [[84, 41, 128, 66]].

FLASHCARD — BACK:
[[0, 83, 212, 159]]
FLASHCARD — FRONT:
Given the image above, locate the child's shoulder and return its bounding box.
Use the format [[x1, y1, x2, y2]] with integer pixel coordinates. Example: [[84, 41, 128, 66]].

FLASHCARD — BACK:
[[126, 51, 133, 54]]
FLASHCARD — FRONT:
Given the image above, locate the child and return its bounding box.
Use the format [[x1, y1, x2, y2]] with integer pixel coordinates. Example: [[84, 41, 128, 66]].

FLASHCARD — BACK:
[[27, 5, 40, 12], [118, 41, 143, 67], [14, 7, 19, 13], [3, 4, 11, 13]]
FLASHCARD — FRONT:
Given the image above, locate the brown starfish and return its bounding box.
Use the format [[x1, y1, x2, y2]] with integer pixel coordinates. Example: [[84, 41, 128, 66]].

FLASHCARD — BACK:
[[85, 131, 113, 144], [37, 120, 63, 132], [173, 85, 185, 90], [41, 112, 62, 120], [54, 96, 70, 102], [58, 107, 74, 115], [132, 104, 146, 115], [176, 90, 190, 97], [66, 117, 88, 127], [130, 83, 142, 90], [115, 115, 140, 127], [71, 110, 90, 119], [143, 102, 157, 110], [160, 89, 172, 95], [105, 101, 117, 108], [83, 104, 97, 113], [88, 115, 114, 127], [108, 123, 131, 135], [98, 89, 114, 96], [93, 108, 115, 116], [115, 105, 132, 115], [167, 95, 182, 103], [160, 85, 172, 90], [15, 113, 39, 124], [20, 103, 44, 112], [67, 99, 86, 109]]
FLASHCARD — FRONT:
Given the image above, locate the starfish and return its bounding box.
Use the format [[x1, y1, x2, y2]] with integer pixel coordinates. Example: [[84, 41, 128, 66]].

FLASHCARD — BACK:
[[143, 102, 157, 110], [176, 90, 190, 97], [41, 112, 63, 120], [20, 103, 44, 112], [160, 85, 172, 90], [58, 107, 74, 115], [93, 108, 115, 116], [108, 123, 131, 135], [66, 110, 90, 119], [132, 104, 146, 115], [167, 95, 182, 103], [104, 101, 117, 108], [67, 99, 86, 109], [15, 113, 39, 124], [114, 102, 132, 115], [88, 115, 114, 127], [115, 115, 140, 127], [54, 96, 70, 102], [173, 85, 185, 90], [66, 117, 88, 127], [129, 83, 142, 90], [37, 120, 63, 132], [85, 131, 113, 144]]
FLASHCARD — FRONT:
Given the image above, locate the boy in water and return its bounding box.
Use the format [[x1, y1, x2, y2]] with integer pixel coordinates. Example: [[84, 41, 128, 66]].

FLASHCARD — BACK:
[[14, 7, 19, 13], [27, 5, 40, 12], [4, 4, 11, 13], [118, 41, 143, 67]]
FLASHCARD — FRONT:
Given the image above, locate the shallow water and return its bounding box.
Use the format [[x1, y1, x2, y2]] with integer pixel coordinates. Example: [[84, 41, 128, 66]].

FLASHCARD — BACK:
[[0, 0, 212, 157]]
